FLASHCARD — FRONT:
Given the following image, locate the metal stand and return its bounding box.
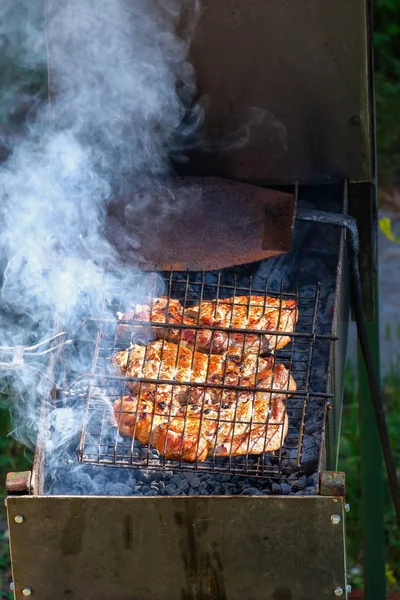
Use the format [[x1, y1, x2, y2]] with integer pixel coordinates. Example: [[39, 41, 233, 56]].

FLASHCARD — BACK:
[[358, 277, 386, 599]]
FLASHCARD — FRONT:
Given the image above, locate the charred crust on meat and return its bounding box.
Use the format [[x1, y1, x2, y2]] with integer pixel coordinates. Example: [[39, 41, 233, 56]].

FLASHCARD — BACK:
[[226, 353, 241, 362]]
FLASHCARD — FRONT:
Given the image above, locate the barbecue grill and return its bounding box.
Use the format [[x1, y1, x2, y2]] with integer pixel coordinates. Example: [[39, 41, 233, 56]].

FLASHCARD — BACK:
[[4, 1, 385, 599]]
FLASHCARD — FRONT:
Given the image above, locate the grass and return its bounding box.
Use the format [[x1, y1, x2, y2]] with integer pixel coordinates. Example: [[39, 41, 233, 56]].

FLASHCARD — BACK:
[[0, 364, 399, 595]]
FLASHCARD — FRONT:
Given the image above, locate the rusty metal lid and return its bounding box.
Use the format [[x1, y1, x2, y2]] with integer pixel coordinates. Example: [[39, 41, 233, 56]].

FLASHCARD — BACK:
[[106, 177, 295, 271]]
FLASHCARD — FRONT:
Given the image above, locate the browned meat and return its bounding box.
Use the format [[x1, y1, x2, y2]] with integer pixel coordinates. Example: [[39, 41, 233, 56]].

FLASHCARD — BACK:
[[117, 295, 297, 354], [116, 297, 186, 344], [113, 387, 181, 445], [186, 295, 298, 353], [209, 362, 294, 457], [111, 340, 274, 401], [112, 361, 295, 462], [112, 340, 213, 400]]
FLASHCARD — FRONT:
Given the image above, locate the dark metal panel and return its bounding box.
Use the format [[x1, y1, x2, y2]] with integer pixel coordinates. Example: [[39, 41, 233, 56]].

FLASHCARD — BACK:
[[348, 181, 377, 321], [326, 228, 349, 469], [180, 0, 373, 184], [7, 495, 347, 600]]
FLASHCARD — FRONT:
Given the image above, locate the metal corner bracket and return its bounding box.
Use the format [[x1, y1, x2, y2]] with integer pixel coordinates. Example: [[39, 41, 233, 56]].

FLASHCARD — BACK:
[[6, 471, 33, 496], [319, 471, 346, 497]]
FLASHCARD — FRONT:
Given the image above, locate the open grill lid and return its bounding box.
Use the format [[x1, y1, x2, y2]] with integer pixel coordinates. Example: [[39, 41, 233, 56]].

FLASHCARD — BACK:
[[106, 177, 295, 271], [45, 0, 375, 270], [46, 0, 375, 186], [178, 0, 375, 186]]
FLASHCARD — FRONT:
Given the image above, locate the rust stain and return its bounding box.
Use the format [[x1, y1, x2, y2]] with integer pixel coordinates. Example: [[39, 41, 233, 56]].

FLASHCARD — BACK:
[[175, 507, 227, 600]]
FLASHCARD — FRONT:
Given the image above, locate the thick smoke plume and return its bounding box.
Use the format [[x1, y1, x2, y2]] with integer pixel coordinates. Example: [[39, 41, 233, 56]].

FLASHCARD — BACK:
[[0, 0, 201, 491]]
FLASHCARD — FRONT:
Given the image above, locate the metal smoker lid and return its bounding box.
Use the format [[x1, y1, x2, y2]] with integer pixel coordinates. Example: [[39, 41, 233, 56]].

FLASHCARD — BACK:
[[178, 0, 375, 186], [106, 177, 295, 271]]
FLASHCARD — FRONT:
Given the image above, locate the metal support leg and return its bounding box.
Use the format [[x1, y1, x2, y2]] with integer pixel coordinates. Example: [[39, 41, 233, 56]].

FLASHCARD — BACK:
[[358, 279, 386, 599]]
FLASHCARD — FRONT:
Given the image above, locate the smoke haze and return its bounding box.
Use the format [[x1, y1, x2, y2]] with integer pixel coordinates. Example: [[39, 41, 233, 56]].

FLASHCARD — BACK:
[[0, 0, 201, 491]]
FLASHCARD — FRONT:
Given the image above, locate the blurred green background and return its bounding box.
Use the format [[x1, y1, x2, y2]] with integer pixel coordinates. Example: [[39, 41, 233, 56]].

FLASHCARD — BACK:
[[1, 0, 400, 598], [375, 0, 400, 204]]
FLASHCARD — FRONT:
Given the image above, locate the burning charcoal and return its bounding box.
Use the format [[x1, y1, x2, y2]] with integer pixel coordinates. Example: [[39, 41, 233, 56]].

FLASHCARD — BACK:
[[118, 484, 135, 496], [241, 487, 263, 496], [179, 480, 190, 494], [300, 436, 320, 474], [280, 483, 292, 495], [280, 458, 297, 471], [290, 475, 307, 491], [185, 473, 201, 488], [307, 473, 318, 487], [304, 420, 318, 435], [170, 474, 183, 486], [139, 471, 153, 483], [108, 483, 131, 496], [220, 474, 232, 483], [139, 448, 158, 461], [301, 486, 317, 496], [93, 474, 108, 488], [271, 483, 281, 494], [165, 484, 177, 495]]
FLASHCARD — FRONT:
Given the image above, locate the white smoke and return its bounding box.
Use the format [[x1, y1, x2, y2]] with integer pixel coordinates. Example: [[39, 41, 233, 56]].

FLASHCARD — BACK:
[[0, 0, 202, 491]]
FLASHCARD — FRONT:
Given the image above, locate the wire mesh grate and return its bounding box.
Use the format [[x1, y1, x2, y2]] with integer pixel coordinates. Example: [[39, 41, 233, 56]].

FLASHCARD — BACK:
[[73, 269, 335, 478]]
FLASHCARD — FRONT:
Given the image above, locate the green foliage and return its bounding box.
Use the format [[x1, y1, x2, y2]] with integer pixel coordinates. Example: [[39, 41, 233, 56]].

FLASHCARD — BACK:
[[339, 360, 400, 592], [374, 0, 400, 187], [0, 404, 32, 495], [379, 216, 400, 243], [0, 404, 32, 599]]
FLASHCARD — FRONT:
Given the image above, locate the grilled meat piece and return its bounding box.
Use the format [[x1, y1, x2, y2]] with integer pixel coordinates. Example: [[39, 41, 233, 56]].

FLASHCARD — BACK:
[[113, 361, 295, 462], [111, 340, 274, 402], [155, 361, 295, 461], [113, 388, 181, 445], [209, 362, 294, 457], [117, 294, 297, 354], [116, 298, 185, 344], [211, 395, 288, 457], [117, 296, 228, 354], [186, 295, 297, 353], [112, 340, 218, 401]]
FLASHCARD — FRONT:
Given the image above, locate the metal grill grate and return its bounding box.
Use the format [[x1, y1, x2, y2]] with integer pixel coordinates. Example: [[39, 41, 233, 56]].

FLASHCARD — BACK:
[[73, 270, 335, 478]]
